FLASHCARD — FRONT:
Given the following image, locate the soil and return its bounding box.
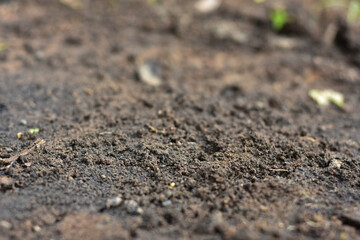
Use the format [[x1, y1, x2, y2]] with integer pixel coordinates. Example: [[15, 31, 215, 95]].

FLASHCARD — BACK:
[[0, 0, 359, 239]]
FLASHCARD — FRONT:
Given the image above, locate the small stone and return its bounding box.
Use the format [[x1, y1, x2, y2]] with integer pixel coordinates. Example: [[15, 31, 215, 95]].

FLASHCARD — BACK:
[[125, 200, 143, 215], [287, 225, 296, 231], [211, 21, 249, 45], [162, 200, 172, 207], [106, 197, 123, 208], [24, 162, 32, 167], [195, 0, 221, 13], [0, 220, 12, 229], [255, 101, 265, 110], [185, 179, 197, 190], [330, 159, 342, 169], [20, 119, 27, 125], [33, 225, 41, 232], [165, 190, 173, 198], [269, 36, 302, 49], [35, 51, 45, 61], [136, 61, 162, 86], [0, 176, 12, 186], [4, 147, 12, 153]]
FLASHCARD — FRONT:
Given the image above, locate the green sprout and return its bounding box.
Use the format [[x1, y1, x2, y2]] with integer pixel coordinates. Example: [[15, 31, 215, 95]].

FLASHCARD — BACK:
[[0, 42, 8, 51], [28, 128, 40, 134], [270, 8, 289, 31], [308, 89, 344, 108], [347, 0, 360, 22], [322, 0, 360, 23], [17, 132, 23, 139], [256, 0, 360, 26], [147, 0, 158, 4]]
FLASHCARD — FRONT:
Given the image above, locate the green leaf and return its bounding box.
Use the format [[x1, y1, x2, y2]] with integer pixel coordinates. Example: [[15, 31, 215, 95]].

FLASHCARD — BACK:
[[270, 8, 289, 31]]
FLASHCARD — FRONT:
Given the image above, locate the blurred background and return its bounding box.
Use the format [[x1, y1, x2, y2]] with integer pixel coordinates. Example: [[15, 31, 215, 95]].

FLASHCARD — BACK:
[[0, 0, 359, 139]]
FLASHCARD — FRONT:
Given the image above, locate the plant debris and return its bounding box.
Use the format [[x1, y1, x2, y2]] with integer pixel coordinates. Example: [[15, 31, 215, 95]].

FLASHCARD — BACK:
[[0, 138, 45, 167], [308, 89, 345, 108]]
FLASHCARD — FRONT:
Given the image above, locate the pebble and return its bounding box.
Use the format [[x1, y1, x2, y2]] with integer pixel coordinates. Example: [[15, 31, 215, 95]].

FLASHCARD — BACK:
[[0, 220, 12, 229], [255, 101, 265, 110], [136, 61, 162, 86], [4, 147, 12, 153], [269, 36, 303, 49], [165, 190, 173, 198], [0, 176, 13, 186], [195, 0, 221, 13], [125, 200, 143, 215], [20, 119, 27, 125], [33, 225, 41, 232], [211, 21, 249, 45], [162, 200, 172, 207], [330, 159, 342, 169], [106, 196, 123, 208], [35, 51, 45, 61]]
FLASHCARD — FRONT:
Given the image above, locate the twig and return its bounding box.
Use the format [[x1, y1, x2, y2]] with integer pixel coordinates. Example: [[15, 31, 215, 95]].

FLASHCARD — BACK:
[[145, 124, 166, 134], [269, 168, 290, 172], [0, 139, 45, 166]]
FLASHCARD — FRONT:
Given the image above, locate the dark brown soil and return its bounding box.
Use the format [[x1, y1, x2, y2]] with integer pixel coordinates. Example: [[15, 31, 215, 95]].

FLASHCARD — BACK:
[[0, 0, 359, 239]]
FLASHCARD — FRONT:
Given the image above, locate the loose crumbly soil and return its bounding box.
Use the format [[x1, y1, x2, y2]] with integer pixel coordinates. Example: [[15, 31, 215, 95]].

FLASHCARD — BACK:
[[0, 0, 359, 239]]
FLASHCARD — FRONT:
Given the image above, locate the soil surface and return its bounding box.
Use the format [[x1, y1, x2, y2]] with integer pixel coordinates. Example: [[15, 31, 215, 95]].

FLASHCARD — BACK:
[[0, 0, 360, 239]]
